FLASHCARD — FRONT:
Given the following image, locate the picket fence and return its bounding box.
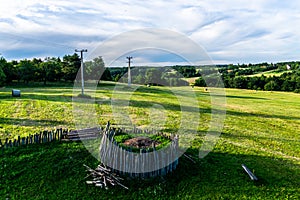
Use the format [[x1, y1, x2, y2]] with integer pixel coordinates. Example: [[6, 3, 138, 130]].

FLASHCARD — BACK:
[[0, 128, 69, 152]]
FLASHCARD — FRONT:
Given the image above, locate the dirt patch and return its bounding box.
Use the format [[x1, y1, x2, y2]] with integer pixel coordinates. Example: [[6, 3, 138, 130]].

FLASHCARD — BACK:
[[123, 137, 160, 148]]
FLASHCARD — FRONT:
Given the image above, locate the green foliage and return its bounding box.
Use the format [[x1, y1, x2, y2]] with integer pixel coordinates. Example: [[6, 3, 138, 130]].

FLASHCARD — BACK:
[[0, 58, 6, 86], [149, 134, 171, 149], [114, 133, 133, 143], [215, 61, 300, 92], [0, 57, 9, 84], [62, 53, 81, 82], [0, 67, 6, 86], [264, 80, 277, 91], [113, 132, 171, 152], [39, 57, 62, 84], [17, 59, 36, 84], [85, 56, 112, 81], [0, 52, 299, 92], [171, 65, 197, 78]]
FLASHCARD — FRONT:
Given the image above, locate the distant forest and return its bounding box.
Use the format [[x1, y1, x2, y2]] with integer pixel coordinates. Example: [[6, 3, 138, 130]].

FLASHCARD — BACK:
[[0, 54, 299, 92], [195, 62, 300, 93]]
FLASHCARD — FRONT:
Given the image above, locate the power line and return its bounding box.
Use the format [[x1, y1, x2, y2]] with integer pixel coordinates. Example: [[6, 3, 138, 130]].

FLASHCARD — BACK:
[[75, 49, 88, 95], [1, 31, 77, 50]]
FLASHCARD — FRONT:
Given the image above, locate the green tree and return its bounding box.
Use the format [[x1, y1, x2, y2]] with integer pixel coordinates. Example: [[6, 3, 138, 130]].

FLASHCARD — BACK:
[[145, 68, 164, 85], [62, 54, 81, 82], [39, 57, 62, 85], [18, 59, 36, 84], [32, 58, 43, 82], [0, 60, 6, 86], [85, 56, 111, 81], [194, 76, 206, 87], [233, 76, 247, 89], [0, 57, 17, 83], [264, 80, 277, 91]]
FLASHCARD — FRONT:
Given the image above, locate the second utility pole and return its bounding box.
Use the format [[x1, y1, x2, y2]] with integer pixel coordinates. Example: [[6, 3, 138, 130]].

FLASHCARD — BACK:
[[75, 49, 87, 95], [126, 56, 133, 87]]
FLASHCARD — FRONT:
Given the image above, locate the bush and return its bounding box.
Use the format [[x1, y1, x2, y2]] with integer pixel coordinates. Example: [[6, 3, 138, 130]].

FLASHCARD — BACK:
[[0, 67, 6, 86]]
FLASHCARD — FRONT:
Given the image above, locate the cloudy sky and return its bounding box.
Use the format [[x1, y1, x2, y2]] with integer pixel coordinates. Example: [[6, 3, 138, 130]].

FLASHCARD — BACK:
[[0, 0, 300, 65]]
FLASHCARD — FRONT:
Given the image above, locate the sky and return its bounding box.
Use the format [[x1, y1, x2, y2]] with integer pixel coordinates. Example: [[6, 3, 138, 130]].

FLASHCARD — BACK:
[[0, 0, 300, 66]]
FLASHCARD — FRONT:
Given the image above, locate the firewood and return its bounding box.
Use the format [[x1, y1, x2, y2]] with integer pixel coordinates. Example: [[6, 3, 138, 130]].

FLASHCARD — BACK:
[[84, 163, 128, 190]]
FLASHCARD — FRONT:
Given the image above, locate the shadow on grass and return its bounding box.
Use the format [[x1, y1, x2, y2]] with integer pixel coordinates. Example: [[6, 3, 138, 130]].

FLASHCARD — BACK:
[[0, 117, 69, 126], [102, 97, 300, 121], [1, 142, 299, 199], [197, 92, 270, 100], [0, 93, 73, 103], [1, 84, 299, 122]]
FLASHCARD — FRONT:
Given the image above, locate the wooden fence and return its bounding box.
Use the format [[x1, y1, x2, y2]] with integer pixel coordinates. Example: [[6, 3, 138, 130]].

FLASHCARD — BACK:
[[1, 123, 180, 178], [0, 128, 69, 152], [99, 122, 180, 178]]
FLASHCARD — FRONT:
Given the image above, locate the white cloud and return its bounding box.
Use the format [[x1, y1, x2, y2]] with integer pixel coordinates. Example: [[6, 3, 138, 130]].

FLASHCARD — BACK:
[[1, 0, 300, 63]]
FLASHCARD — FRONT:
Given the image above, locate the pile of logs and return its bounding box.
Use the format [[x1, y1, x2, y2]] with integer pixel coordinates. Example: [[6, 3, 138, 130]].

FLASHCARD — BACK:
[[84, 164, 128, 190]]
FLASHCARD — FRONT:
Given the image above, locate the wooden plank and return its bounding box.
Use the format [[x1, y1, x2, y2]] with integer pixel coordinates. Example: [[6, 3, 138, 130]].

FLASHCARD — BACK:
[[13, 139, 17, 147], [29, 135, 33, 144], [18, 136, 21, 146], [9, 139, 13, 148]]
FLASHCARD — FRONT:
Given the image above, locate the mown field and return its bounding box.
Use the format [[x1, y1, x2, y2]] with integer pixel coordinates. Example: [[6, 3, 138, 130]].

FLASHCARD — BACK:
[[0, 82, 299, 199], [244, 69, 293, 77]]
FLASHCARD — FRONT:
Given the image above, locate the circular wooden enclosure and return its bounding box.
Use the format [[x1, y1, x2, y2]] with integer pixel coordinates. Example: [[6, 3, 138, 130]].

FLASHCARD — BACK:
[[99, 124, 179, 178]]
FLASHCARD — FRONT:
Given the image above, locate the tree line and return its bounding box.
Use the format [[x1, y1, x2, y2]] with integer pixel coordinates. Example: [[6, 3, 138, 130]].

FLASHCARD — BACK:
[[195, 62, 300, 93], [0, 55, 190, 87], [1, 54, 299, 92], [0, 55, 112, 86]]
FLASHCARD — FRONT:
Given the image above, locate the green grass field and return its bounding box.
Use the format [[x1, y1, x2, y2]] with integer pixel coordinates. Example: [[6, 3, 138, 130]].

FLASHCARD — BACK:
[[244, 69, 293, 77], [1, 83, 299, 199]]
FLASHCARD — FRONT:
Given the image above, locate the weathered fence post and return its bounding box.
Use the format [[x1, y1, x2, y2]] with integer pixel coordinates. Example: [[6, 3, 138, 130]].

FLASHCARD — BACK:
[[17, 136, 21, 146], [38, 132, 42, 143], [42, 131, 47, 143], [0, 139, 3, 153], [50, 131, 53, 142], [5, 138, 9, 148]]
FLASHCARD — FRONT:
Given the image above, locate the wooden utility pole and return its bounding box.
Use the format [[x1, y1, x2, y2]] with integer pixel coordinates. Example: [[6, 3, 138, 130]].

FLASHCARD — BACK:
[[75, 49, 88, 95], [126, 56, 133, 86]]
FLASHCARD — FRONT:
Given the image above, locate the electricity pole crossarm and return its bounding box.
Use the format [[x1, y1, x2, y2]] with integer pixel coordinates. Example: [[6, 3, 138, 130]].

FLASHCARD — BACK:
[[75, 49, 88, 95], [126, 56, 133, 87]]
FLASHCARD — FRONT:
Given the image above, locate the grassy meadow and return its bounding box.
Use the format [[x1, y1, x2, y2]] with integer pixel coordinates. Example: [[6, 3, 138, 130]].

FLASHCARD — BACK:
[[0, 82, 299, 199], [244, 69, 293, 77]]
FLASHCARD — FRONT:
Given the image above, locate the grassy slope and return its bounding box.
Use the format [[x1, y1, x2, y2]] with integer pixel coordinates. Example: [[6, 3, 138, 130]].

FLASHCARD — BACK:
[[244, 70, 293, 77], [0, 83, 299, 199]]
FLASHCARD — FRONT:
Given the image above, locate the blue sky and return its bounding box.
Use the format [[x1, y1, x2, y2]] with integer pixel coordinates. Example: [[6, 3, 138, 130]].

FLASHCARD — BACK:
[[0, 0, 300, 65]]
